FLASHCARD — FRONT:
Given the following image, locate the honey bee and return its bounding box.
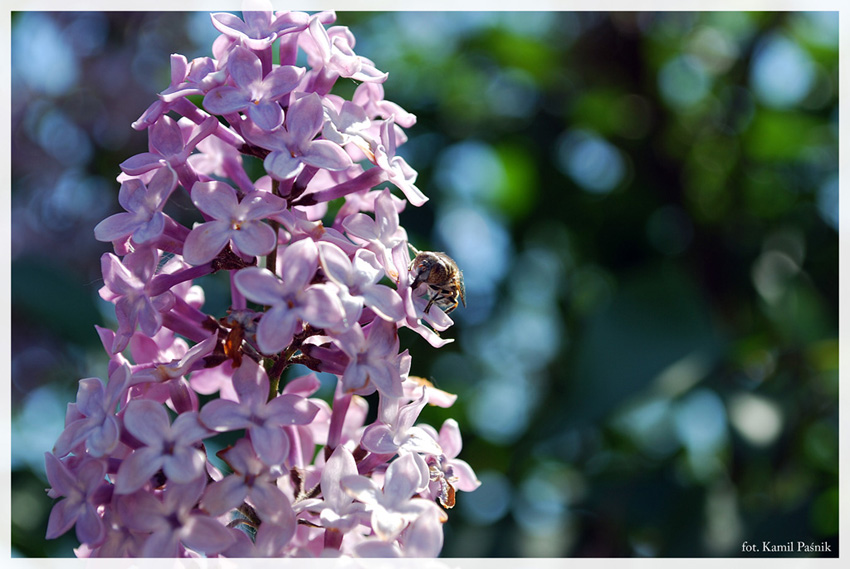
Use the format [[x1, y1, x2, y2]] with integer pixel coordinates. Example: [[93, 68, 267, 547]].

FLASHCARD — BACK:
[[408, 245, 466, 315]]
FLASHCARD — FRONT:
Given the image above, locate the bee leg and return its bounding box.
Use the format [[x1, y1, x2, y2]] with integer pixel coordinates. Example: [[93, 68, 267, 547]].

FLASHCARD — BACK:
[[424, 294, 436, 314]]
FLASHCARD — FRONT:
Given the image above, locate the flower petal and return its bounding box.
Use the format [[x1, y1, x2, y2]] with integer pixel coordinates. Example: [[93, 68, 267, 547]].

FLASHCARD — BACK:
[[201, 475, 247, 516], [183, 221, 232, 265], [181, 513, 237, 554], [123, 399, 170, 445], [256, 304, 299, 354], [231, 221, 277, 257], [191, 180, 240, 220], [279, 237, 318, 290], [247, 99, 284, 131], [301, 140, 352, 171], [264, 150, 303, 180], [203, 85, 250, 115], [250, 424, 289, 466], [234, 267, 285, 306], [114, 446, 163, 494]]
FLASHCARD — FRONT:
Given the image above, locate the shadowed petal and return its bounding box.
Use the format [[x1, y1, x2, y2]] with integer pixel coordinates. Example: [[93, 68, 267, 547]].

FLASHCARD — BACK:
[[202, 475, 247, 516], [123, 399, 170, 445], [114, 446, 163, 494]]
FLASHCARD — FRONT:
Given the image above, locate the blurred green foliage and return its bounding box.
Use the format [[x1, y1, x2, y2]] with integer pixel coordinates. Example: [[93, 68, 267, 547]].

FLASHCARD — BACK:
[[11, 11, 837, 558]]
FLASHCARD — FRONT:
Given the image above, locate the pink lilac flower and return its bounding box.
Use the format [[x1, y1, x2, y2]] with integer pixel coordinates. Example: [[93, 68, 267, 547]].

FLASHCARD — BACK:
[[44, 453, 108, 544], [80, 506, 147, 557], [127, 331, 216, 413], [203, 45, 304, 131], [401, 375, 458, 408], [353, 82, 416, 128], [211, 2, 309, 52], [342, 188, 408, 279], [188, 132, 255, 193], [53, 364, 130, 459], [46, 8, 476, 559], [200, 438, 293, 521], [419, 419, 481, 509], [120, 114, 218, 190], [280, 373, 333, 466], [198, 358, 319, 466], [93, 166, 178, 245], [113, 399, 211, 494], [318, 241, 405, 326], [98, 248, 175, 353], [298, 445, 365, 533], [336, 318, 406, 398], [341, 452, 436, 542], [373, 117, 427, 206], [321, 96, 372, 157], [116, 476, 235, 557], [243, 92, 353, 181], [361, 389, 443, 462], [182, 180, 285, 265], [234, 238, 344, 354], [423, 419, 481, 493], [157, 54, 220, 103], [302, 17, 387, 94], [221, 520, 295, 557], [131, 331, 217, 385]]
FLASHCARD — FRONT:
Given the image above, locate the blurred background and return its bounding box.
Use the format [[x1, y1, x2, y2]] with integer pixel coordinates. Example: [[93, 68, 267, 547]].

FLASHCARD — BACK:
[[10, 11, 839, 557]]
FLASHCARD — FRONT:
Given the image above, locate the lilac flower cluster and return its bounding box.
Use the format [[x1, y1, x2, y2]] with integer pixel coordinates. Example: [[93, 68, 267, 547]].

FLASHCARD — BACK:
[[45, 5, 478, 558]]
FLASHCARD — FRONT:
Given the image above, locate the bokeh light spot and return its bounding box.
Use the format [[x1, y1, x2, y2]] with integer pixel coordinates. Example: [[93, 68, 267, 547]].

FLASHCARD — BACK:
[[658, 55, 711, 108], [672, 388, 727, 455], [750, 33, 815, 108], [728, 393, 783, 447], [461, 470, 512, 526], [12, 13, 79, 96], [556, 130, 625, 194]]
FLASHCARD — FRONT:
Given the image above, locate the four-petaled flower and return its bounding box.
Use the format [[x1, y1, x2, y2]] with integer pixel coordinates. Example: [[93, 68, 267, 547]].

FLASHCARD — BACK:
[[114, 399, 211, 494], [243, 92, 353, 180], [53, 364, 130, 459], [116, 476, 235, 557], [211, 2, 309, 51], [342, 452, 435, 542], [298, 445, 365, 533], [93, 166, 178, 245], [342, 188, 407, 279], [361, 388, 443, 461], [44, 454, 109, 545], [337, 318, 405, 397], [201, 438, 294, 524], [318, 241, 405, 326], [183, 180, 285, 265], [234, 237, 345, 354], [373, 117, 428, 206], [199, 358, 319, 466], [98, 247, 175, 354], [203, 45, 304, 131]]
